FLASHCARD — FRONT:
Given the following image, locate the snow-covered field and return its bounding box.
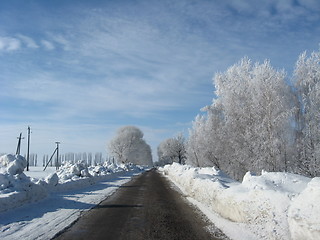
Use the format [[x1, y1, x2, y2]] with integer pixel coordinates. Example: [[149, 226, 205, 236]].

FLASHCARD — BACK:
[[0, 154, 145, 239], [159, 163, 320, 240]]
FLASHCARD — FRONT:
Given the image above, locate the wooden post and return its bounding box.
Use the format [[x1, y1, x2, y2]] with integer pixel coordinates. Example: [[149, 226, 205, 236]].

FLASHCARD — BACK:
[[16, 133, 24, 155], [27, 126, 31, 171], [55, 142, 60, 170]]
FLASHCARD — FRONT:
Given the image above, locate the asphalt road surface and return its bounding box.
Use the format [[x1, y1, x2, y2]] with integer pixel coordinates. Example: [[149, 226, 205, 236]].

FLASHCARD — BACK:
[[53, 169, 227, 240]]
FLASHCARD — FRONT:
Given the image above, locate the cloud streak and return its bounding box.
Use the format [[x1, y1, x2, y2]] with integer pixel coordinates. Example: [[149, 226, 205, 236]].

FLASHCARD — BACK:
[[0, 36, 20, 51], [41, 40, 55, 50]]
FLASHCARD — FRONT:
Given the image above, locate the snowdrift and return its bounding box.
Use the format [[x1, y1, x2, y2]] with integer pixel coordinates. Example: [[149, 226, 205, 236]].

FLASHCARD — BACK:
[[288, 177, 320, 240], [0, 154, 47, 212], [0, 154, 144, 212], [159, 163, 319, 240]]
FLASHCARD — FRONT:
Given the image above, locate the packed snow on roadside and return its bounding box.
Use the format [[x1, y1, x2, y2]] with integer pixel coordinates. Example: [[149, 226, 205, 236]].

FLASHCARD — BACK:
[[159, 163, 319, 240], [0, 154, 145, 239], [0, 154, 144, 213], [0, 154, 48, 212]]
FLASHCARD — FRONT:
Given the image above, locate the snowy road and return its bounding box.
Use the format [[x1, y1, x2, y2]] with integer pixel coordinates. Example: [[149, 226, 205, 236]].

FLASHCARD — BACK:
[[54, 169, 227, 240]]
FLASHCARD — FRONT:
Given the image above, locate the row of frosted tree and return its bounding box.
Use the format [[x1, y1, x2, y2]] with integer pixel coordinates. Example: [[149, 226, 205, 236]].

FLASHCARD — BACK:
[[158, 49, 320, 180], [0, 152, 108, 168], [42, 152, 106, 167]]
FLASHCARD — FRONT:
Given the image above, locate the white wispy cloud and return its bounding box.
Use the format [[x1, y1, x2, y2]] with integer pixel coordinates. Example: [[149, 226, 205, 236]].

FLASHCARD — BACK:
[[3, 0, 316, 121], [48, 33, 71, 51], [0, 9, 212, 119], [0, 36, 21, 51], [7, 67, 203, 121], [41, 39, 55, 50]]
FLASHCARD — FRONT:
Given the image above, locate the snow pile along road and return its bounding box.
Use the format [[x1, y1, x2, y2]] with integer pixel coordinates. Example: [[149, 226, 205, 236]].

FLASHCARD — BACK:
[[159, 163, 319, 240], [288, 177, 320, 240], [0, 154, 47, 212], [0, 154, 143, 213]]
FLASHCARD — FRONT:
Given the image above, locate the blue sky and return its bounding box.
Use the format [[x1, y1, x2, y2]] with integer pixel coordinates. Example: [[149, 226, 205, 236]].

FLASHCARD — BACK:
[[0, 0, 319, 160]]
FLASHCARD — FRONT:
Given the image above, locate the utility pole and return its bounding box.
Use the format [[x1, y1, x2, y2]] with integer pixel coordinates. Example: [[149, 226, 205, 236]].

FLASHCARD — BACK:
[[43, 141, 61, 171], [16, 133, 24, 155], [55, 142, 60, 170], [26, 126, 31, 171]]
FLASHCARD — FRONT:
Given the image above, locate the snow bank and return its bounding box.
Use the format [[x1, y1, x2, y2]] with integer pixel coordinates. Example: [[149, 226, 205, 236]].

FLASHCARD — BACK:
[[0, 154, 27, 175], [0, 154, 144, 212], [0, 154, 47, 212], [288, 177, 320, 240], [37, 161, 144, 192], [159, 163, 317, 240]]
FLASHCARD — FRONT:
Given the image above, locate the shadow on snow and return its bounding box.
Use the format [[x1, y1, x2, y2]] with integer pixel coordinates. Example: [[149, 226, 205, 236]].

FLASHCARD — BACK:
[[0, 171, 140, 226]]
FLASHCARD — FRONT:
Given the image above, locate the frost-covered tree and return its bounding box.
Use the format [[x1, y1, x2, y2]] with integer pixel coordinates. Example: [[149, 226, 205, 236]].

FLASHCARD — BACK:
[[187, 58, 295, 180], [214, 58, 293, 177], [186, 115, 206, 167], [158, 133, 186, 165], [294, 50, 320, 176], [186, 103, 226, 169], [157, 142, 172, 166], [248, 60, 295, 172], [108, 126, 153, 166]]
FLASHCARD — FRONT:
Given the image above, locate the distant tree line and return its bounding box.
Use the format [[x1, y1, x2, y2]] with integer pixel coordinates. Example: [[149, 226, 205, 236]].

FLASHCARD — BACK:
[[42, 152, 107, 167], [158, 48, 320, 180]]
